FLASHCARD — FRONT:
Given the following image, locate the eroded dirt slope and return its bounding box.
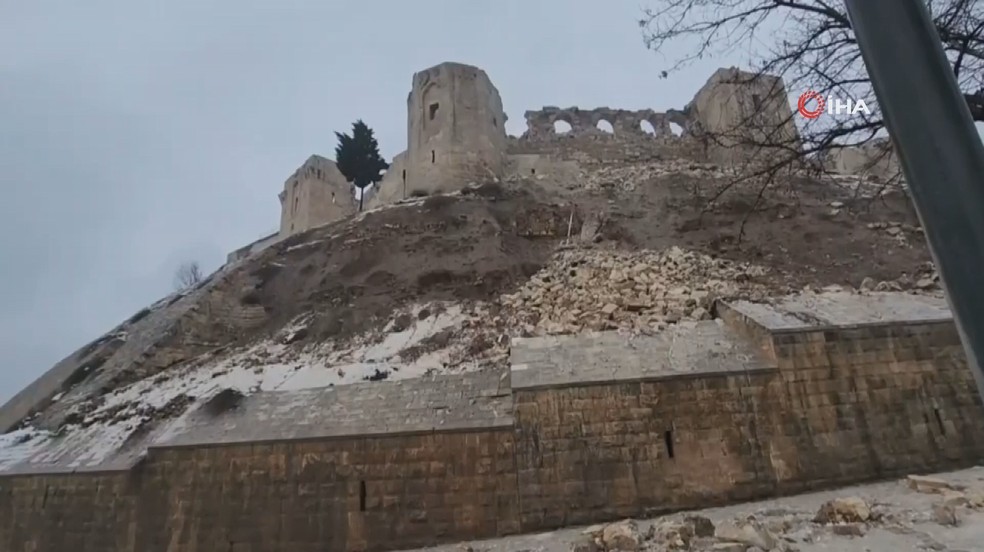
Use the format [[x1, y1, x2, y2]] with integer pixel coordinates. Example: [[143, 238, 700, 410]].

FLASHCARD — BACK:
[[12, 164, 935, 436]]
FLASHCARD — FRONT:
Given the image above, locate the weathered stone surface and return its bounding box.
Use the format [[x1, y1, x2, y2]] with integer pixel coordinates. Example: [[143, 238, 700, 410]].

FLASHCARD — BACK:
[[907, 474, 963, 494], [813, 497, 871, 524], [600, 520, 641, 551], [714, 520, 779, 550], [932, 502, 961, 526]]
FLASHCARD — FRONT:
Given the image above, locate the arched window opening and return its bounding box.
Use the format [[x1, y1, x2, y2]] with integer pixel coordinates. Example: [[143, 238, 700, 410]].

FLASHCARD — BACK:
[[640, 120, 657, 135], [553, 120, 572, 134], [596, 120, 614, 134], [669, 122, 684, 137]]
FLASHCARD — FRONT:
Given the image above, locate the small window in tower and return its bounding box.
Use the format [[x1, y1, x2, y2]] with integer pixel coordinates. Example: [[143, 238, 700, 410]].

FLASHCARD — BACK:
[[332, 192, 336, 204], [752, 94, 762, 111], [429, 102, 439, 120], [431, 150, 436, 163], [493, 117, 497, 128], [402, 169, 406, 182]]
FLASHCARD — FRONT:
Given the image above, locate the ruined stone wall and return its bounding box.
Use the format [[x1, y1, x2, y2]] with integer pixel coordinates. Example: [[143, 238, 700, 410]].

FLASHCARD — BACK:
[[510, 107, 707, 168], [366, 151, 409, 210], [279, 155, 357, 238], [406, 62, 508, 195], [687, 67, 801, 166], [226, 231, 281, 264], [503, 153, 582, 182], [820, 139, 901, 181]]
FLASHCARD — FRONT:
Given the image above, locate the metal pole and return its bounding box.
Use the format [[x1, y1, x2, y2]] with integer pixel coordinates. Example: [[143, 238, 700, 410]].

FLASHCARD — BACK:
[[844, 0, 984, 402]]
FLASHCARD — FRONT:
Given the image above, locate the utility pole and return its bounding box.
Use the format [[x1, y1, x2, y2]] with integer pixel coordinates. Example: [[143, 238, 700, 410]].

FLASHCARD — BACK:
[[844, 0, 984, 403]]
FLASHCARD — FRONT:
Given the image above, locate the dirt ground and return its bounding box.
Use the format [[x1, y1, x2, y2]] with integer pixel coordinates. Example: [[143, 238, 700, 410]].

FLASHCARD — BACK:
[[244, 169, 931, 351], [407, 467, 984, 552], [23, 164, 937, 431]]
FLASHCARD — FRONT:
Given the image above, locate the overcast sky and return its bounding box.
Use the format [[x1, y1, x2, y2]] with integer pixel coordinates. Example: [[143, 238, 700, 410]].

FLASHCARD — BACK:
[[0, 1, 756, 403]]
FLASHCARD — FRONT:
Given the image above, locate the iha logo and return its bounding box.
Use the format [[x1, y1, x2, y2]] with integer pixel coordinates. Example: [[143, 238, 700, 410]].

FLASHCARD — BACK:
[[798, 90, 870, 118]]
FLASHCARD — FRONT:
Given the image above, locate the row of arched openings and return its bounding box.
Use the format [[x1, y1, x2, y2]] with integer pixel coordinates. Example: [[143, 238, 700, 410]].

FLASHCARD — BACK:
[[552, 119, 684, 136]]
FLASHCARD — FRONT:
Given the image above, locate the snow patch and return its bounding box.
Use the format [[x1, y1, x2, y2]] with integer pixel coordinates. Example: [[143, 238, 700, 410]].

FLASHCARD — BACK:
[[0, 301, 480, 472]]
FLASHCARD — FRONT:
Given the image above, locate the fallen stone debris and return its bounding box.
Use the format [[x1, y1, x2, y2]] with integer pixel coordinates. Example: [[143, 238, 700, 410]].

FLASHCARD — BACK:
[[419, 468, 984, 552], [498, 245, 773, 336]]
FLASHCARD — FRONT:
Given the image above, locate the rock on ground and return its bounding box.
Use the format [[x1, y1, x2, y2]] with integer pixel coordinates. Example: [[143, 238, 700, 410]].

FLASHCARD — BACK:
[[406, 467, 984, 552]]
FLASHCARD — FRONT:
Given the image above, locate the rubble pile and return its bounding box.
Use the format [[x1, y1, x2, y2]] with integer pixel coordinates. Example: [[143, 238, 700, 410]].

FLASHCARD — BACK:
[[498, 245, 775, 336], [566, 473, 984, 552], [583, 160, 731, 192], [857, 260, 940, 293]]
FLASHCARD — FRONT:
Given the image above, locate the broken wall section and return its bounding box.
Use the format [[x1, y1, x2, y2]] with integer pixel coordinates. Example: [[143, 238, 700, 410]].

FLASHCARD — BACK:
[[687, 67, 802, 166]]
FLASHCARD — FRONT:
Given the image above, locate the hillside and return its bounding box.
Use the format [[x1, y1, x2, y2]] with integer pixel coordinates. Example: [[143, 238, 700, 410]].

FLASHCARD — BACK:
[[0, 154, 940, 473]]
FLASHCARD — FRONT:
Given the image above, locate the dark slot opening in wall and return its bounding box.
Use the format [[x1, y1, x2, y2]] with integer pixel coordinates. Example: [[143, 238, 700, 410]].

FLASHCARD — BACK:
[[429, 103, 439, 120], [934, 408, 946, 435], [531, 168, 536, 175], [431, 150, 435, 163], [752, 93, 762, 111], [664, 430, 675, 458], [359, 480, 367, 511], [402, 169, 406, 181]]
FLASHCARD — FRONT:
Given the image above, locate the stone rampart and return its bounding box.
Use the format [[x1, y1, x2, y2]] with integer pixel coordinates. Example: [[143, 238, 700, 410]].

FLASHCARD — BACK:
[[4, 295, 981, 552]]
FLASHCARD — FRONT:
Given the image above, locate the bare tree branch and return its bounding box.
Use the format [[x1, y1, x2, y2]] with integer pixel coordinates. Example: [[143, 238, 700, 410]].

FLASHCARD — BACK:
[[639, 0, 983, 234], [174, 261, 203, 291]]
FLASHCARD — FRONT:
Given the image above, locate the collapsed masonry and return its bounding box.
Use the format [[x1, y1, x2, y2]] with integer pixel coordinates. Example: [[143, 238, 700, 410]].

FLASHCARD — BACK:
[[1, 292, 981, 552], [227, 63, 900, 263]]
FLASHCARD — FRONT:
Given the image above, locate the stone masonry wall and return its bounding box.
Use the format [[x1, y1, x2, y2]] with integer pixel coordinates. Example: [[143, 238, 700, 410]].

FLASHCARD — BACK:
[[0, 429, 517, 552], [512, 371, 780, 531], [511, 319, 984, 532], [764, 320, 984, 486], [2, 318, 982, 552], [0, 472, 136, 551]]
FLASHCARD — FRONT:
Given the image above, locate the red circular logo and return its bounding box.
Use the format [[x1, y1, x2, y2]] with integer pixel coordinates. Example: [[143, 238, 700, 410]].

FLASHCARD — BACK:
[[798, 91, 825, 119]]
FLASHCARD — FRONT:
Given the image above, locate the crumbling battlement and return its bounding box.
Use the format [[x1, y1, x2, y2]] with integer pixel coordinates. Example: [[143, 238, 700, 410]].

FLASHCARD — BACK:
[[2, 293, 982, 552], [521, 106, 691, 139], [228, 62, 899, 263]]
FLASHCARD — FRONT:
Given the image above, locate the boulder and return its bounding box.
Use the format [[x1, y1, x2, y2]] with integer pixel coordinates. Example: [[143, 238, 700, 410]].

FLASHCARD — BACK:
[[931, 502, 960, 526], [906, 474, 962, 494], [601, 520, 641, 551], [715, 520, 779, 550], [813, 497, 871, 524]]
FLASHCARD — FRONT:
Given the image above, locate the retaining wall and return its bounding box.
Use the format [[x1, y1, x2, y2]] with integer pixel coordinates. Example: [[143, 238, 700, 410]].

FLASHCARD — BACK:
[[2, 306, 982, 552]]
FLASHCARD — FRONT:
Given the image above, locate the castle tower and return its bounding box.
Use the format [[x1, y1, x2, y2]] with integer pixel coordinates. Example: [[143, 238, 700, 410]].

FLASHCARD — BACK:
[[278, 154, 356, 237], [688, 67, 801, 165], [405, 62, 508, 195]]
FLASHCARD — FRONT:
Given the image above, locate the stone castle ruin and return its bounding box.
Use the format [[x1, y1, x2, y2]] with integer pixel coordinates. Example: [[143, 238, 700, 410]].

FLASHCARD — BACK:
[[2, 61, 946, 552], [227, 62, 897, 262]]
